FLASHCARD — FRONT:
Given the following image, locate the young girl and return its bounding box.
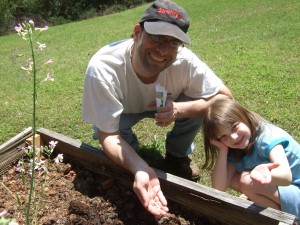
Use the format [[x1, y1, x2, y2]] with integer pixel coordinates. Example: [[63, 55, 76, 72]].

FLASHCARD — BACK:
[[202, 98, 300, 220]]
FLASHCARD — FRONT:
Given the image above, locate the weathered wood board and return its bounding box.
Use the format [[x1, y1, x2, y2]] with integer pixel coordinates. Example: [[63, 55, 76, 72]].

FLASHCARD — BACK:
[[0, 127, 32, 176], [35, 127, 297, 225]]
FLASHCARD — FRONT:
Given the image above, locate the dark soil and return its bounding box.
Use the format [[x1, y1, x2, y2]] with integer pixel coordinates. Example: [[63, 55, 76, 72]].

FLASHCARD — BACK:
[[0, 158, 224, 225]]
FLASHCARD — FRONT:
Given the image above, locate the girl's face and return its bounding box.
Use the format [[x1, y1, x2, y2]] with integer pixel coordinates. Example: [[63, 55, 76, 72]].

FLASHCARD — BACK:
[[215, 122, 251, 149]]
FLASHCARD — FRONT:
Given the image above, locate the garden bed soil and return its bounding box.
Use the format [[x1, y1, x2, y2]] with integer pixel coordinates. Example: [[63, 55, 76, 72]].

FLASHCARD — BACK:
[[0, 158, 223, 225]]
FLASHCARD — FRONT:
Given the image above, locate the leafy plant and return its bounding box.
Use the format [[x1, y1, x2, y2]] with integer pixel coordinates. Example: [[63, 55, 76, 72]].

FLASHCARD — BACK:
[[0, 211, 18, 225], [0, 141, 62, 225], [0, 20, 58, 225]]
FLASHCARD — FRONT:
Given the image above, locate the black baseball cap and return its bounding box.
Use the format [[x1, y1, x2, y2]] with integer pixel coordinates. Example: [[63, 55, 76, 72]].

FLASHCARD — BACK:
[[139, 0, 191, 45]]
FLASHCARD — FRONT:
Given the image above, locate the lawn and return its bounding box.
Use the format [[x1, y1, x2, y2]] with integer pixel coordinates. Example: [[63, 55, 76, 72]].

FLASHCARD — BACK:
[[0, 0, 299, 188]]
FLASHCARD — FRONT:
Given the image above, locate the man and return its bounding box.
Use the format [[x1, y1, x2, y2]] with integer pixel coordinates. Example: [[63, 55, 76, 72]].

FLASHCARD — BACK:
[[82, 0, 233, 216]]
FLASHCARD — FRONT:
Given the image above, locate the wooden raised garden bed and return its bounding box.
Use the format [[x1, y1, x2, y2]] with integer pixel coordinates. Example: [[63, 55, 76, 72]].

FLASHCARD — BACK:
[[0, 127, 297, 225]]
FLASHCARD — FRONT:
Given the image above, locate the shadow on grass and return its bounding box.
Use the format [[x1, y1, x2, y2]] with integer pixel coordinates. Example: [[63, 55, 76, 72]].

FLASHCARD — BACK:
[[136, 145, 167, 172]]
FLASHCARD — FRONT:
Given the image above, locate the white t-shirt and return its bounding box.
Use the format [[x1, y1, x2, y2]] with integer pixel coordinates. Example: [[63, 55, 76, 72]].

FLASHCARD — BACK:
[[82, 39, 224, 133]]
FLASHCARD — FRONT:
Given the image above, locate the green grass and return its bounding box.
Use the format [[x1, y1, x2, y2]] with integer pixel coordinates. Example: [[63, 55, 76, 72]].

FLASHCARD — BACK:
[[1, 0, 299, 191]]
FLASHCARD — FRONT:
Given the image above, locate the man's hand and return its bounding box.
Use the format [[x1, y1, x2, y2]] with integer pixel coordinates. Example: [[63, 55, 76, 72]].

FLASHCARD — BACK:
[[154, 100, 176, 127], [133, 170, 169, 216]]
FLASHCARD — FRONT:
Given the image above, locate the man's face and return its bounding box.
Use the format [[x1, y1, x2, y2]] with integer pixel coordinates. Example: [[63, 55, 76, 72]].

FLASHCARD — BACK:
[[134, 26, 181, 76]]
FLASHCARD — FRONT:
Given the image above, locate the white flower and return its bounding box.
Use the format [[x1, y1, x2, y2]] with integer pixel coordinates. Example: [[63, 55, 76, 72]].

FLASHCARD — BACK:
[[20, 61, 33, 75], [37, 42, 46, 51], [35, 26, 49, 31], [16, 161, 25, 173], [9, 219, 19, 225], [14, 24, 22, 33], [54, 154, 64, 164], [44, 72, 54, 81], [0, 209, 7, 217], [45, 59, 54, 65], [49, 140, 58, 148]]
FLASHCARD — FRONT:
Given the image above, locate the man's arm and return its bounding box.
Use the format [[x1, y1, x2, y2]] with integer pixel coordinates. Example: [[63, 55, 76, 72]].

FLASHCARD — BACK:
[[155, 85, 233, 126], [177, 84, 233, 118], [97, 129, 169, 216], [98, 130, 149, 174]]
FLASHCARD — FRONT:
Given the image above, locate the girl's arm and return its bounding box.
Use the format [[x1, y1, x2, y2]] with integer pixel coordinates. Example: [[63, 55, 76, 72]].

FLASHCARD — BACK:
[[211, 139, 234, 191], [269, 144, 292, 185], [251, 144, 292, 186]]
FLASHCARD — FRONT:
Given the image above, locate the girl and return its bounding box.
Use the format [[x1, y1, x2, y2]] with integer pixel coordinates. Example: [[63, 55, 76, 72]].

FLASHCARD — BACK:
[[202, 98, 300, 220]]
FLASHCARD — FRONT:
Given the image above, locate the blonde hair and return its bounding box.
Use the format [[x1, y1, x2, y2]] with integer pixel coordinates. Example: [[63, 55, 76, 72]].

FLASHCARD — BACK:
[[202, 99, 263, 170]]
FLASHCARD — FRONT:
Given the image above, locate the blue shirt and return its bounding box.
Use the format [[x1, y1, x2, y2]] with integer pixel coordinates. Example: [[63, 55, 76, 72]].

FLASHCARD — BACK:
[[230, 123, 300, 185]]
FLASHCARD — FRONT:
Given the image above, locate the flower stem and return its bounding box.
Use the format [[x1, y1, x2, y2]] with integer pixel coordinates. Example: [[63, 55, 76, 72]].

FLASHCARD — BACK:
[[26, 28, 37, 225]]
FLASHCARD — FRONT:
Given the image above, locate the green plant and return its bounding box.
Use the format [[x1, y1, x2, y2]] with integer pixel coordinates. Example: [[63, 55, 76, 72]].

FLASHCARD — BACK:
[[0, 212, 18, 225], [0, 141, 62, 225], [11, 20, 54, 225], [21, 141, 61, 224]]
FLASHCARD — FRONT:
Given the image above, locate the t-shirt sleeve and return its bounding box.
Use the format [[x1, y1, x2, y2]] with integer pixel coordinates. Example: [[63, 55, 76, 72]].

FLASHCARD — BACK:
[[82, 59, 123, 133], [183, 52, 224, 99], [256, 124, 290, 157]]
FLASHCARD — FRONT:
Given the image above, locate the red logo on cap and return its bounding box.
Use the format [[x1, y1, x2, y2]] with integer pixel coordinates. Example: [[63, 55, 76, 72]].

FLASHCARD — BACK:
[[157, 7, 182, 19]]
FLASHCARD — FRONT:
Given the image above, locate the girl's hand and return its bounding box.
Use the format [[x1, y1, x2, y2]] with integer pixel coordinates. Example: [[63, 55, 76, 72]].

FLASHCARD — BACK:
[[250, 163, 280, 185], [210, 138, 228, 152]]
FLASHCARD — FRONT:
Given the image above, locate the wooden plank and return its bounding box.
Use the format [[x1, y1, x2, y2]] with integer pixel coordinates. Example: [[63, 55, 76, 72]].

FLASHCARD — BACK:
[[37, 128, 133, 185], [0, 127, 32, 176], [37, 128, 297, 225], [0, 127, 32, 153], [157, 173, 297, 225]]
